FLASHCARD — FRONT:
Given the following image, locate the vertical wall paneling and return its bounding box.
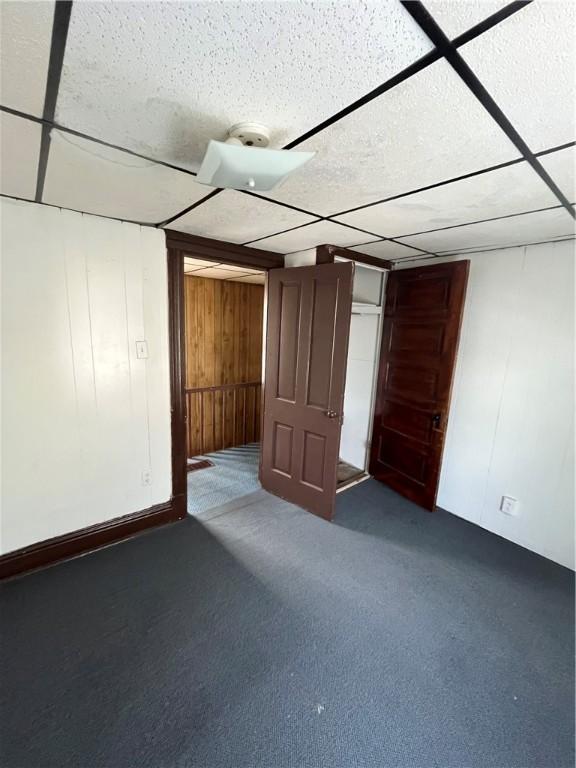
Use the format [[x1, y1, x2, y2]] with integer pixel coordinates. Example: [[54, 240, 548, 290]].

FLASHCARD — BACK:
[[184, 274, 264, 456], [396, 240, 575, 569], [0, 198, 171, 554]]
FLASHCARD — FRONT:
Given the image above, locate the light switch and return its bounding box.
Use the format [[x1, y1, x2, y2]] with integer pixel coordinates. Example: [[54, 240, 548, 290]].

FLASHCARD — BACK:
[[136, 340, 149, 359]]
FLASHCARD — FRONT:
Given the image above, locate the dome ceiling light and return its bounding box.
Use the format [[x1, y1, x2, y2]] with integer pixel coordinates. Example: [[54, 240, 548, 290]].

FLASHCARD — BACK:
[[196, 122, 315, 192]]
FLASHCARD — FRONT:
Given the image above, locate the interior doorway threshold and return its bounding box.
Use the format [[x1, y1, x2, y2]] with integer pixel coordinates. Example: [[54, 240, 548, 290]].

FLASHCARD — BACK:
[[336, 471, 370, 494]]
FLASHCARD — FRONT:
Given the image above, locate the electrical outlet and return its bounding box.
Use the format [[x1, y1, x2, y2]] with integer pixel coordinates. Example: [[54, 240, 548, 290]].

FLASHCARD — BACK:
[[141, 470, 152, 486], [500, 495, 519, 516]]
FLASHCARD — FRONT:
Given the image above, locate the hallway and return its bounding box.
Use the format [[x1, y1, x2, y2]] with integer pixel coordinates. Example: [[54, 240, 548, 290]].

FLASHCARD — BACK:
[[187, 443, 261, 517]]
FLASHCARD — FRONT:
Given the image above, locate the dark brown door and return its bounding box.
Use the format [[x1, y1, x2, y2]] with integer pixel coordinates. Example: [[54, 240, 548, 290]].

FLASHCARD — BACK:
[[369, 261, 469, 510], [260, 262, 354, 520]]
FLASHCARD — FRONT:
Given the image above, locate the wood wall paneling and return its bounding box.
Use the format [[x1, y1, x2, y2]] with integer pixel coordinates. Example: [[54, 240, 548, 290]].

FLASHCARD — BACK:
[[184, 275, 264, 456]]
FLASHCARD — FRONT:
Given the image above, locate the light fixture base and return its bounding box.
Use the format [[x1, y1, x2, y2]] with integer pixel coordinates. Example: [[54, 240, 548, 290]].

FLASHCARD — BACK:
[[227, 122, 270, 148]]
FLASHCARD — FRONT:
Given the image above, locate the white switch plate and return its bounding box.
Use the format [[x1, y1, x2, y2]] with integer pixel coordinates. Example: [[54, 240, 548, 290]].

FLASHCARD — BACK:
[[136, 340, 149, 359], [141, 470, 152, 486], [500, 495, 519, 516]]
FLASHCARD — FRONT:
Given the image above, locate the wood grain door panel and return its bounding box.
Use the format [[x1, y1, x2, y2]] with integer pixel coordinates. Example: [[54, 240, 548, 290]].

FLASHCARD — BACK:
[[369, 261, 469, 510], [261, 262, 354, 520]]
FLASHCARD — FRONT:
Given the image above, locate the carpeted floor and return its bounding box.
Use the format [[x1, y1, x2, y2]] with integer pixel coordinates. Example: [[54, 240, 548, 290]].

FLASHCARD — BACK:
[[1, 480, 574, 767], [187, 443, 261, 516]]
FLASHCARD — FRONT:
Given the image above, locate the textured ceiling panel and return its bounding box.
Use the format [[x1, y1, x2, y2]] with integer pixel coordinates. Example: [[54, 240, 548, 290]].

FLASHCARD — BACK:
[[250, 221, 379, 254], [57, 1, 432, 169], [190, 267, 251, 280], [43, 130, 211, 223], [350, 240, 425, 261], [0, 1, 53, 116], [538, 146, 575, 204], [461, 2, 576, 152], [263, 59, 519, 216], [230, 274, 265, 284], [397, 208, 576, 254], [424, 1, 508, 39], [335, 161, 559, 237], [184, 257, 222, 270], [0, 112, 42, 199], [168, 190, 317, 244]]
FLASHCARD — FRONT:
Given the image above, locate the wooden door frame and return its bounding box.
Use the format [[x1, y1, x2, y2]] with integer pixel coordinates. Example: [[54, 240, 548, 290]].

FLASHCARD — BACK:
[[316, 244, 392, 477], [165, 231, 283, 517], [315, 244, 393, 271]]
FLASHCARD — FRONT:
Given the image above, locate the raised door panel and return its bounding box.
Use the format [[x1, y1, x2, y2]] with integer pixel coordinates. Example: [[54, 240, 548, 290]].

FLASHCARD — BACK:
[[261, 262, 354, 520]]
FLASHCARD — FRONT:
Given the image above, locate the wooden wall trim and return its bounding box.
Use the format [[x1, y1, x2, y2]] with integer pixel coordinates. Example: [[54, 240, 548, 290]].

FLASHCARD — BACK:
[[164, 230, 284, 270], [167, 247, 188, 519], [316, 244, 393, 271], [0, 501, 179, 581]]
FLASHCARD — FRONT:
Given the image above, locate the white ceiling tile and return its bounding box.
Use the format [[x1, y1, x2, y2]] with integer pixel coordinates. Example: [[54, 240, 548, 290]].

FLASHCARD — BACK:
[[168, 190, 317, 244], [350, 241, 426, 260], [0, 112, 42, 199], [424, 1, 508, 39], [183, 257, 221, 269], [0, 1, 53, 116], [335, 161, 559, 237], [42, 129, 211, 223], [538, 146, 575, 204], [229, 274, 266, 285], [251, 221, 379, 254], [191, 267, 252, 280], [397, 208, 576, 253], [57, 1, 432, 168], [460, 2, 576, 152], [264, 59, 519, 216], [219, 264, 262, 274]]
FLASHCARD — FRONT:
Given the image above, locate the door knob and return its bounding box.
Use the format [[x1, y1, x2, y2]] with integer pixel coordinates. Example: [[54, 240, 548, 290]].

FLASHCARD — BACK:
[[325, 410, 339, 419], [432, 413, 442, 428]]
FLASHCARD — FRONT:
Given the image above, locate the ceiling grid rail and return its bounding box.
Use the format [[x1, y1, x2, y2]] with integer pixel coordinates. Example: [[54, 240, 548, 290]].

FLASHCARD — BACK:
[[3, 0, 571, 262], [402, 0, 575, 219], [34, 0, 73, 202], [154, 1, 538, 231]]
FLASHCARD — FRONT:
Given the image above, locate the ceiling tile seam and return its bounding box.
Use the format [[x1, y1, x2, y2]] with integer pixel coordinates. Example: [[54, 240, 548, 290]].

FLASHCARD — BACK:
[[0, 193, 154, 227], [392, 203, 572, 240], [8, 0, 532, 223], [156, 1, 529, 227], [17, 0, 547, 231], [0, 105, 201, 179], [7, 0, 524, 211], [234, 138, 575, 231], [241, 219, 322, 246], [390, 235, 576, 264], [282, 2, 531, 151], [10, 96, 571, 231], [35, 0, 73, 202], [403, 1, 575, 219], [326, 140, 575, 218]]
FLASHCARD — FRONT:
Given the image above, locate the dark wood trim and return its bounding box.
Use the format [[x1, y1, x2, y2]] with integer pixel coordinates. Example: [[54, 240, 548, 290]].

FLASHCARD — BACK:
[[0, 501, 178, 581], [167, 246, 188, 520], [315, 244, 393, 270], [164, 230, 284, 270]]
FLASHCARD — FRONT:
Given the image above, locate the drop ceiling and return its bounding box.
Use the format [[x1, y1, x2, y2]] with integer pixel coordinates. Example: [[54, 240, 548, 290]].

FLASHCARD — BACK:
[[0, 0, 574, 264], [184, 257, 264, 284]]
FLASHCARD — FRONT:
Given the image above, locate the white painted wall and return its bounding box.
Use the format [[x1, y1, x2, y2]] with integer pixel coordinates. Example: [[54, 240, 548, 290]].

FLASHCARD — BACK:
[[0, 198, 172, 554], [398, 240, 575, 569], [340, 312, 380, 469]]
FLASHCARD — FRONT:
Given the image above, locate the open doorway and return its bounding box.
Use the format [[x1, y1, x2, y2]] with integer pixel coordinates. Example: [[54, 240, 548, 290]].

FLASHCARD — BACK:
[[183, 255, 266, 517], [337, 261, 387, 493]]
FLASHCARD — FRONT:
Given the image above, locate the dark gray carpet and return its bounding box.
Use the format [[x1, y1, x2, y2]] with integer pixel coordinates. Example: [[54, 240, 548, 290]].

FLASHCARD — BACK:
[[1, 480, 574, 768]]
